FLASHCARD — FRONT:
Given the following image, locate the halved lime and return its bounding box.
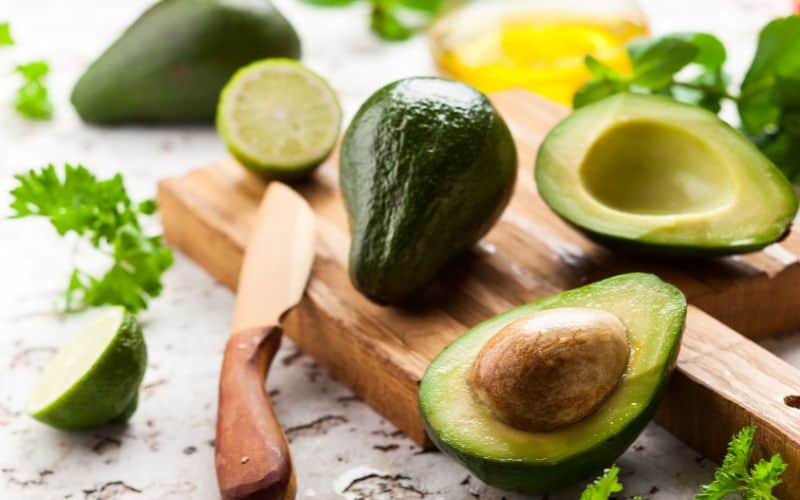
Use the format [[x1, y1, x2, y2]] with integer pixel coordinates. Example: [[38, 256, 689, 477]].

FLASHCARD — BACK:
[[217, 59, 342, 180], [27, 307, 147, 430]]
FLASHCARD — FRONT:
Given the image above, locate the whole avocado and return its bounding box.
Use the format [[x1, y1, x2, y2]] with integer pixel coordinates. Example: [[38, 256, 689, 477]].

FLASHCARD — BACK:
[[341, 77, 517, 304], [71, 0, 301, 124]]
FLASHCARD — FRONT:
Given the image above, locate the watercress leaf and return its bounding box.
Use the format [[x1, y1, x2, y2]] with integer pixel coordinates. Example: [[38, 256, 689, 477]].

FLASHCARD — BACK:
[[580, 465, 624, 500], [739, 15, 800, 134], [629, 36, 699, 89], [370, 0, 414, 40], [679, 32, 726, 71], [584, 55, 625, 80], [396, 0, 445, 13], [573, 78, 629, 108], [755, 120, 800, 182], [0, 22, 13, 46], [298, 0, 359, 5]]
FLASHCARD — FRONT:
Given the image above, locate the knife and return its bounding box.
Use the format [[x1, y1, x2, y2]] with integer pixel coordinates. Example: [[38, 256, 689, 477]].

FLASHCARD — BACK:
[[215, 182, 315, 500]]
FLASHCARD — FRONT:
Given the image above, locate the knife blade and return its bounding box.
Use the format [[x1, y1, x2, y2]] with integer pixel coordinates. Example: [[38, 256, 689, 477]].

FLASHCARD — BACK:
[[215, 182, 315, 500]]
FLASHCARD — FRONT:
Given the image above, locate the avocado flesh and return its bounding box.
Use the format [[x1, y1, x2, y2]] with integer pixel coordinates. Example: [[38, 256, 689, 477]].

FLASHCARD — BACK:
[[341, 77, 517, 304], [71, 0, 301, 124], [419, 273, 686, 493], [536, 94, 798, 256]]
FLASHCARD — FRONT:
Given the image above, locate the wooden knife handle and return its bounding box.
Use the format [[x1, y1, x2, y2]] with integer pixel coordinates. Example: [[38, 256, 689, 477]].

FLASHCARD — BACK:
[[216, 326, 296, 500]]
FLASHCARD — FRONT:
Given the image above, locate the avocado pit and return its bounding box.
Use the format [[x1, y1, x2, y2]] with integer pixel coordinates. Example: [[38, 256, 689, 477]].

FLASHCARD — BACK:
[[468, 307, 630, 432]]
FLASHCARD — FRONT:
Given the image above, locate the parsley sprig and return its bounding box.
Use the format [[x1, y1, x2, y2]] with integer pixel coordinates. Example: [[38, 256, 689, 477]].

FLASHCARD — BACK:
[[14, 60, 53, 120], [300, 0, 454, 41], [10, 164, 173, 313], [1, 22, 53, 120], [0, 22, 13, 46], [574, 15, 800, 182], [580, 465, 625, 500], [696, 426, 787, 500], [578, 426, 787, 500]]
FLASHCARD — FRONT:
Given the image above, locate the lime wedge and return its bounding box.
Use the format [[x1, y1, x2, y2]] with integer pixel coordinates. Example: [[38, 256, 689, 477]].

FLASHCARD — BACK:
[[27, 307, 147, 430], [217, 59, 342, 180]]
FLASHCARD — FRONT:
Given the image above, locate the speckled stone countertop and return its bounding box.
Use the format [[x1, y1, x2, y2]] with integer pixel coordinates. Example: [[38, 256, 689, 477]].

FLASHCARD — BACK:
[[2, 1, 799, 498]]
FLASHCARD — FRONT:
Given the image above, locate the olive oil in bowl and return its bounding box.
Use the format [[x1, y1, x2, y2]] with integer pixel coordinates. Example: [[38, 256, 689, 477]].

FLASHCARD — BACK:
[[428, 0, 648, 105]]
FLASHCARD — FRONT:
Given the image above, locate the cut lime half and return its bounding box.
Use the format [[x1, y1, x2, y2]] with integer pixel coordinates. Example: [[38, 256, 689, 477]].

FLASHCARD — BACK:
[[27, 307, 147, 430], [217, 59, 342, 180]]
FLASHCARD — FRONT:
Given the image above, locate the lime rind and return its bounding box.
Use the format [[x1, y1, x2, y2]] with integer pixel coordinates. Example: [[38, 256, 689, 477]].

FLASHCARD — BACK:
[[27, 307, 147, 430], [217, 59, 342, 180]]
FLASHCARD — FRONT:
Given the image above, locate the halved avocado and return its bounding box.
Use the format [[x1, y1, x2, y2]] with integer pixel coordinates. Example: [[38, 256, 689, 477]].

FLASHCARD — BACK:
[[536, 94, 798, 256], [419, 273, 686, 493]]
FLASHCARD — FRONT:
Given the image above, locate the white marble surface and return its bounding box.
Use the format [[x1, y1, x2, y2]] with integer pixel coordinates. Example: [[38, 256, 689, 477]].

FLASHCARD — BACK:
[[2, 1, 799, 498]]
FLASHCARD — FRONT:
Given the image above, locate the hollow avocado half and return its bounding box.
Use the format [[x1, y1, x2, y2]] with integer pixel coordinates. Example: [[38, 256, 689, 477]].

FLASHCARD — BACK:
[[419, 273, 686, 494], [536, 93, 798, 256]]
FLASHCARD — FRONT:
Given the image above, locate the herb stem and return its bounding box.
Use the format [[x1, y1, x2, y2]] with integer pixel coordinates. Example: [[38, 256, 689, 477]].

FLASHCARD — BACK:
[[670, 81, 739, 101]]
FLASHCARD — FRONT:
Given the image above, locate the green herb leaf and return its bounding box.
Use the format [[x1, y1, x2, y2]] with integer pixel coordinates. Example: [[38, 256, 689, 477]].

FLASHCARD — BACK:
[[14, 60, 53, 120], [574, 32, 726, 109], [10, 164, 173, 313], [68, 227, 174, 313], [738, 15, 800, 180], [0, 22, 13, 46], [739, 15, 800, 135], [16, 60, 49, 80], [572, 56, 629, 108], [370, 0, 414, 41], [298, 0, 359, 5], [580, 465, 624, 500], [628, 36, 699, 89], [573, 77, 629, 109], [696, 426, 787, 500], [301, 0, 454, 41]]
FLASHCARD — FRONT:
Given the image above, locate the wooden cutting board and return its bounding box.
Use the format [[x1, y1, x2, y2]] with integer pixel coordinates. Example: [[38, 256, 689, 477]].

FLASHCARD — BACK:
[[158, 90, 800, 497]]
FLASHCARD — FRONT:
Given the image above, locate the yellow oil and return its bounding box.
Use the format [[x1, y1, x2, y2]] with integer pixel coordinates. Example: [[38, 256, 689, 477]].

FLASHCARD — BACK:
[[429, 10, 648, 105]]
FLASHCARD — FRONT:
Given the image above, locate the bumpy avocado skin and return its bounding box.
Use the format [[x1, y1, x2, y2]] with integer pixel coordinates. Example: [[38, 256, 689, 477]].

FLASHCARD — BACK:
[[340, 77, 517, 304], [71, 0, 301, 124], [419, 273, 686, 493]]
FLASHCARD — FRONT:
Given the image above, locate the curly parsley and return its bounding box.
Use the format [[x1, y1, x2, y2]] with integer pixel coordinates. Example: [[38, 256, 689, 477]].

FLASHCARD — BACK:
[[697, 426, 787, 500], [10, 164, 173, 313], [15, 60, 53, 120]]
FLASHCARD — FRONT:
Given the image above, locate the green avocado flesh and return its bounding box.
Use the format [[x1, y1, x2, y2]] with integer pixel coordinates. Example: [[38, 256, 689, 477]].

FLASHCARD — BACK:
[[71, 0, 301, 124], [536, 94, 798, 256], [341, 77, 517, 304], [419, 273, 686, 493]]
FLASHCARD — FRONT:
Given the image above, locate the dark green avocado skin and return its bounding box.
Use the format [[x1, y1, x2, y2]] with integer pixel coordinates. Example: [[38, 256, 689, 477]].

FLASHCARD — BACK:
[[558, 219, 789, 258], [71, 0, 300, 124], [340, 77, 517, 304]]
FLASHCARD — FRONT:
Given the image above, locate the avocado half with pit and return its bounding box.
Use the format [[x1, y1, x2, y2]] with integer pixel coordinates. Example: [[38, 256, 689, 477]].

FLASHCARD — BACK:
[[536, 94, 798, 256], [419, 273, 686, 493]]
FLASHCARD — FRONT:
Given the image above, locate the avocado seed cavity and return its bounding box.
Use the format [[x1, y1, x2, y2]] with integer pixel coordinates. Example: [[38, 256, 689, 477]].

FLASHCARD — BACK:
[[468, 307, 630, 433]]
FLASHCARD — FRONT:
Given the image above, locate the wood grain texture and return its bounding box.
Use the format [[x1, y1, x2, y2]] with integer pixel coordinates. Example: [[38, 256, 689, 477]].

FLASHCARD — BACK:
[[160, 90, 800, 497]]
